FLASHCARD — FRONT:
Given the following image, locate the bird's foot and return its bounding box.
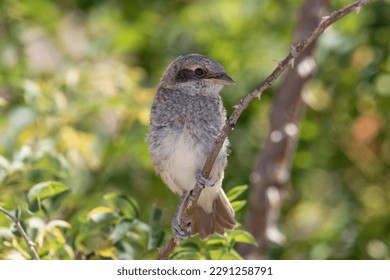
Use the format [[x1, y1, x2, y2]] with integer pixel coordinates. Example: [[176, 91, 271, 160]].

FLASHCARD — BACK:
[[172, 216, 191, 241], [172, 192, 192, 241], [196, 169, 213, 188]]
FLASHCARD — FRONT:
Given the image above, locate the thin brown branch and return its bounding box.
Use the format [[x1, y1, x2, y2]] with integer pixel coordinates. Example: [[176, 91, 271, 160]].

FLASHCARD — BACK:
[[0, 206, 40, 260], [157, 0, 375, 260]]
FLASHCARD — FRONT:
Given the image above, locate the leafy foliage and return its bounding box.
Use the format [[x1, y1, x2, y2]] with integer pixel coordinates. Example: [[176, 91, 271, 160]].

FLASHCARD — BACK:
[[0, 0, 389, 260]]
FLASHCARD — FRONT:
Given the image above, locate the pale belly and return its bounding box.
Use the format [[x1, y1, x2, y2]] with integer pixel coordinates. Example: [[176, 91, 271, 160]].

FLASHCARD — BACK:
[[157, 129, 224, 212], [160, 130, 203, 194]]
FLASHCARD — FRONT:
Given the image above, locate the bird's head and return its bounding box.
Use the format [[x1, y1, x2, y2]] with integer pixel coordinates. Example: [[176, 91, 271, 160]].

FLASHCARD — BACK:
[[160, 54, 235, 96]]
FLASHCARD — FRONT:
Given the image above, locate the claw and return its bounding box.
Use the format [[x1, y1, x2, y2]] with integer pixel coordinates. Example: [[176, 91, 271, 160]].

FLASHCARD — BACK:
[[172, 218, 191, 241], [172, 192, 192, 241], [196, 169, 213, 188]]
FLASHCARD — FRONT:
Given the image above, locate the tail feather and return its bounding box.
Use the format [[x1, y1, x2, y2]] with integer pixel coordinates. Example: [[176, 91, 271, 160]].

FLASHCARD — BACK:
[[191, 207, 213, 239], [191, 190, 236, 239]]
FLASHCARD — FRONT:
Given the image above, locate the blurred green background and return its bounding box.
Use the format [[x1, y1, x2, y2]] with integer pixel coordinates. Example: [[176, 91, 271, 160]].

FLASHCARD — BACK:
[[0, 0, 389, 259]]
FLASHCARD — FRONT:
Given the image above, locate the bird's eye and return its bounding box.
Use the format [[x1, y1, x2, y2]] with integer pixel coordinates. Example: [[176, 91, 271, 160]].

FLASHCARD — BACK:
[[194, 68, 206, 77]]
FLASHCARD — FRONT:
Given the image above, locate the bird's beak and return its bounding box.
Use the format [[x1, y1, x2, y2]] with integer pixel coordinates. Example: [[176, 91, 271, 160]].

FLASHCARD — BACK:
[[209, 73, 236, 86]]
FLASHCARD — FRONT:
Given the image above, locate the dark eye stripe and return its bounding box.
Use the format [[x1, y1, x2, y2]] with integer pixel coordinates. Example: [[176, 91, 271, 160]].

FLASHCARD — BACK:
[[175, 68, 207, 83], [175, 69, 193, 83]]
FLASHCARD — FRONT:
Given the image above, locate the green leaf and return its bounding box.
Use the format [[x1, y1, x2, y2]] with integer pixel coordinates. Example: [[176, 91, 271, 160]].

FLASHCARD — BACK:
[[104, 192, 139, 219], [149, 205, 162, 229], [171, 250, 205, 260], [27, 181, 68, 203], [228, 230, 257, 246], [226, 185, 248, 202], [209, 249, 242, 260], [179, 240, 201, 251], [87, 207, 118, 223], [171, 244, 204, 260], [110, 220, 138, 243], [230, 200, 246, 212], [206, 236, 227, 247], [28, 198, 41, 213], [147, 205, 164, 250], [46, 219, 71, 229]]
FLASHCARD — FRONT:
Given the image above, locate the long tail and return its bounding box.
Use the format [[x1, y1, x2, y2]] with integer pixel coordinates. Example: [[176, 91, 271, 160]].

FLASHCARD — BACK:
[[191, 190, 236, 239]]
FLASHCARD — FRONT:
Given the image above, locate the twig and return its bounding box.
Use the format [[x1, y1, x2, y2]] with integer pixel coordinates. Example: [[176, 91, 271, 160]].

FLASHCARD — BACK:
[[157, 0, 375, 260], [0, 206, 40, 260]]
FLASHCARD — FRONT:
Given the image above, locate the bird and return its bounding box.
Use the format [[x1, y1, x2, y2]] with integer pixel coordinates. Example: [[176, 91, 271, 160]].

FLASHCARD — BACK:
[[147, 54, 236, 240]]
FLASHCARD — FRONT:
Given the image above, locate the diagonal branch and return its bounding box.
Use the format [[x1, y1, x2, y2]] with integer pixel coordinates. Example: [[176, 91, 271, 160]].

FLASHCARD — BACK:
[[157, 0, 376, 260], [0, 206, 40, 260]]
